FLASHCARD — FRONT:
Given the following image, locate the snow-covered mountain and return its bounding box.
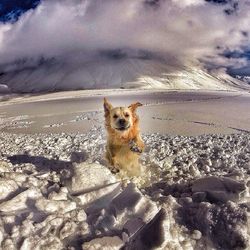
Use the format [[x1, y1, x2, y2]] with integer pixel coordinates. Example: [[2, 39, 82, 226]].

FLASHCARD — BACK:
[[0, 51, 249, 93], [236, 75, 250, 84]]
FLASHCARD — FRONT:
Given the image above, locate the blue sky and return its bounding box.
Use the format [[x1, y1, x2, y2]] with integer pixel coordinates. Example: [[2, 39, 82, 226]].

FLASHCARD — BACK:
[[0, 0, 249, 79], [0, 0, 40, 23]]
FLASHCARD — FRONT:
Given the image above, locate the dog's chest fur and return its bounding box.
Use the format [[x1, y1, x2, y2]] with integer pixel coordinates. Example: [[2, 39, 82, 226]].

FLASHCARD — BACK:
[[107, 135, 140, 171], [109, 140, 136, 159]]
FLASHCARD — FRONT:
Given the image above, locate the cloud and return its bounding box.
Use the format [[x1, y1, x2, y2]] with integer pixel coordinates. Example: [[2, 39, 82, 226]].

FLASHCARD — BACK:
[[172, 0, 204, 7], [0, 0, 249, 91]]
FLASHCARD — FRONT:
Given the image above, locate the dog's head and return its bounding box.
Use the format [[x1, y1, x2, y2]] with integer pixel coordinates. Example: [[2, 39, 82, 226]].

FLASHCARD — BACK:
[[104, 98, 142, 132]]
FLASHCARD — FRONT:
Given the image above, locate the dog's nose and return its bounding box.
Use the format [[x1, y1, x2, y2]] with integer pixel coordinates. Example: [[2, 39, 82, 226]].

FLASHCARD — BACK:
[[119, 119, 126, 126]]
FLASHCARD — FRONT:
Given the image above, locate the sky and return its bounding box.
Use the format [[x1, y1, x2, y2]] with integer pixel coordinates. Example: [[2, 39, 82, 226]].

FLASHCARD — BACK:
[[0, 0, 249, 86], [0, 0, 40, 23]]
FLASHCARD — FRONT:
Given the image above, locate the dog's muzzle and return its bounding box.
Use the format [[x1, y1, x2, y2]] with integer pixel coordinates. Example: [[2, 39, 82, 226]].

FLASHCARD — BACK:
[[115, 119, 130, 131], [115, 125, 130, 131]]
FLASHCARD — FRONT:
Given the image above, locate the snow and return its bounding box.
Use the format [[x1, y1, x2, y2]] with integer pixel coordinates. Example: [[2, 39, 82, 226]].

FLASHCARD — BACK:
[[70, 162, 117, 194], [0, 176, 19, 200], [0, 89, 250, 249], [0, 127, 249, 249], [1, 57, 249, 93], [192, 176, 246, 202], [0, 188, 42, 213], [2, 90, 250, 137], [82, 236, 124, 250]]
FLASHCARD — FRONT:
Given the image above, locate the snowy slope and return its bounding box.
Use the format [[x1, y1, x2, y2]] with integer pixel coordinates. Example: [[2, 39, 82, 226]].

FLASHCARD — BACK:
[[0, 54, 249, 93]]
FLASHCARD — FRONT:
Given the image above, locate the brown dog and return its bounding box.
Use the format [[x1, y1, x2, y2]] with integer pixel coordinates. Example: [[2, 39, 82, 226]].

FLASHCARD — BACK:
[[103, 98, 145, 176]]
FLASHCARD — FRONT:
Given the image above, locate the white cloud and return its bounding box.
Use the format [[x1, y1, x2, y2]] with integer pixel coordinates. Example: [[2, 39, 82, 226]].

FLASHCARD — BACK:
[[172, 0, 204, 7], [1, 0, 250, 61], [0, 0, 249, 85], [0, 23, 11, 48]]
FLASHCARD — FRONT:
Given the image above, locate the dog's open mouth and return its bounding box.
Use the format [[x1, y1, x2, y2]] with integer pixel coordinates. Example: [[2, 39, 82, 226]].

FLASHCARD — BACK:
[[115, 125, 130, 131]]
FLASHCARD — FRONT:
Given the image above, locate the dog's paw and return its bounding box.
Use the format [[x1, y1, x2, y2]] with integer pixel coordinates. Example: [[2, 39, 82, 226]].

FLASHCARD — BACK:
[[107, 164, 120, 174], [111, 167, 120, 174], [130, 146, 142, 154], [129, 140, 143, 154]]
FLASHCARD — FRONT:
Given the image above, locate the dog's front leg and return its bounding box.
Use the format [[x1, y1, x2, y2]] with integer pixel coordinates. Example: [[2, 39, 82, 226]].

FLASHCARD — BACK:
[[112, 156, 121, 170], [135, 134, 145, 152], [105, 145, 120, 173], [105, 146, 113, 165]]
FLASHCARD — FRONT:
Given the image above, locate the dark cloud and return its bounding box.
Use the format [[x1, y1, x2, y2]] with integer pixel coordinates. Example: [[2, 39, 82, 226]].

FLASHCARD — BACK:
[[205, 0, 239, 15]]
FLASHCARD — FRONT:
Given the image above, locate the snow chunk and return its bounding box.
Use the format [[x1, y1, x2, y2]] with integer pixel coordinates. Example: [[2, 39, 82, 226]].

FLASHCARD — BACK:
[[129, 197, 195, 250], [113, 183, 159, 223], [76, 182, 121, 207], [2, 238, 15, 250], [59, 221, 77, 240], [82, 236, 123, 250], [192, 176, 246, 202], [0, 179, 19, 200], [36, 236, 63, 250], [0, 188, 41, 212], [20, 237, 33, 250], [35, 198, 77, 214], [0, 172, 28, 185], [48, 187, 69, 201], [70, 162, 117, 193], [0, 230, 3, 247], [0, 161, 11, 172]]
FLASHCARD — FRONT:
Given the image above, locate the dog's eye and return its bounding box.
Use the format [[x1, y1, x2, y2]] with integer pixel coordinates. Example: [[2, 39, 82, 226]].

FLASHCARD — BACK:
[[113, 114, 118, 119], [125, 113, 130, 118]]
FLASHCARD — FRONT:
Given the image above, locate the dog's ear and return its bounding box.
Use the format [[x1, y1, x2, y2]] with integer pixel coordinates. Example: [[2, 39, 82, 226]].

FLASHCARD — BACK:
[[128, 102, 143, 112], [104, 98, 113, 115]]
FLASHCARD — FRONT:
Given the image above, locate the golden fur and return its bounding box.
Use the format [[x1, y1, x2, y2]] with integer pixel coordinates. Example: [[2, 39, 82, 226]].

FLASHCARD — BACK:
[[104, 98, 145, 176]]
